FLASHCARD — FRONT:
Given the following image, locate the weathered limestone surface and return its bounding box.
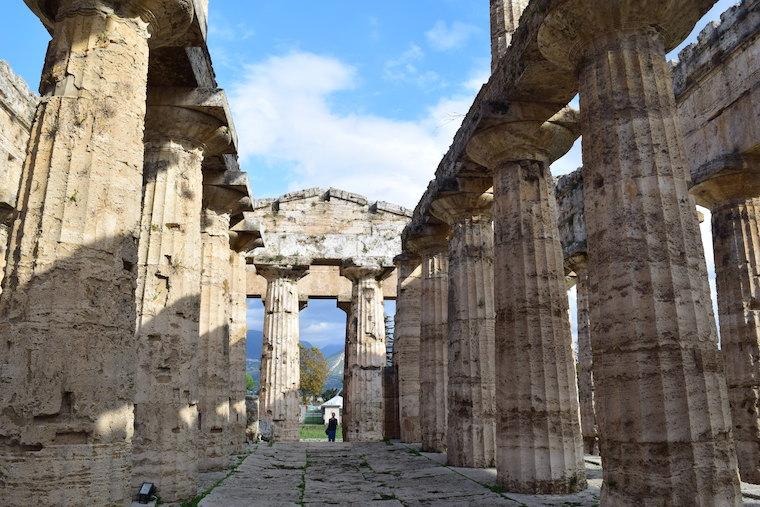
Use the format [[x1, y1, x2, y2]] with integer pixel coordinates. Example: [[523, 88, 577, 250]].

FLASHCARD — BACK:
[[341, 266, 388, 442], [0, 61, 37, 294], [341, 265, 389, 443], [393, 254, 422, 443], [410, 232, 450, 454], [249, 188, 410, 300], [555, 170, 596, 455], [132, 106, 223, 501], [0, 1, 191, 502], [467, 114, 586, 493], [490, 0, 529, 70], [573, 262, 597, 456], [539, 2, 742, 503], [228, 251, 248, 454], [676, 0, 760, 484], [383, 365, 400, 440], [258, 265, 308, 443], [199, 208, 233, 470], [430, 182, 496, 469]]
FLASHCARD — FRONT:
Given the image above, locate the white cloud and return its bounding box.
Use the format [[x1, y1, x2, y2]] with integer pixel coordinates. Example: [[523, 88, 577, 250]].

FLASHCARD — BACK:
[[383, 44, 441, 88], [302, 322, 341, 334], [426, 20, 479, 51], [230, 51, 482, 207]]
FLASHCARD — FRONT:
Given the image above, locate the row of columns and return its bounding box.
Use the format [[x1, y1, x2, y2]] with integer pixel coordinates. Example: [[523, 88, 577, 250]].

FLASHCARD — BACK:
[[394, 1, 748, 504], [257, 263, 391, 443], [0, 2, 259, 504]]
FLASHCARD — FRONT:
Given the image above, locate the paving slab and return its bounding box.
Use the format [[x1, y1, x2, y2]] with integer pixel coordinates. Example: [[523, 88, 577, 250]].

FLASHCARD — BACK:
[[199, 441, 760, 506]]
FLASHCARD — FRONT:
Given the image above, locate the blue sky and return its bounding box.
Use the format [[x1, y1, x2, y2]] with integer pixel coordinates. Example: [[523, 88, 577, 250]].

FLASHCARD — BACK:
[[0, 0, 736, 355]]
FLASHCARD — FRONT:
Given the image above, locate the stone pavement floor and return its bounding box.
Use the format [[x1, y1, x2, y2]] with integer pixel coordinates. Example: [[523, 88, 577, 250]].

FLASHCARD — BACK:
[[199, 441, 760, 506]]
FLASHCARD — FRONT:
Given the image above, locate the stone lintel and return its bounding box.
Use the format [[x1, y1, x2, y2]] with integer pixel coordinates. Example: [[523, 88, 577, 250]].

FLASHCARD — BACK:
[[690, 154, 760, 209]]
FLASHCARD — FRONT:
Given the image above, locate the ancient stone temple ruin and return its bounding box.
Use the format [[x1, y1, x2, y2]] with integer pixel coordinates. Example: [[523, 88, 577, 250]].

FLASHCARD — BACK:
[[0, 0, 758, 505]]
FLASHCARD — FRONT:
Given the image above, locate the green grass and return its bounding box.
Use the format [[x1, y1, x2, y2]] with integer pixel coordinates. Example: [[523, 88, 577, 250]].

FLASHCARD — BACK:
[[299, 424, 343, 441]]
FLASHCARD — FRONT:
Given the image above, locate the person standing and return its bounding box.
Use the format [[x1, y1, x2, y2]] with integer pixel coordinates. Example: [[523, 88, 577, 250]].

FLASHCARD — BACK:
[[326, 413, 339, 442]]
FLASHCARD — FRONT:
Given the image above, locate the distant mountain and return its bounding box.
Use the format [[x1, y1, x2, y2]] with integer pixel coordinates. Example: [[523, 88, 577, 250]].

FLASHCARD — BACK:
[[324, 351, 344, 390], [320, 343, 344, 358]]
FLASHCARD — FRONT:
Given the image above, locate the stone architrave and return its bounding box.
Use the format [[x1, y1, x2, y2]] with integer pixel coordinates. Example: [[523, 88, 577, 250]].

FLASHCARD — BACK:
[[430, 179, 496, 468], [393, 253, 423, 443], [0, 1, 192, 504], [409, 230, 450, 453], [198, 208, 233, 470], [691, 157, 760, 484], [132, 106, 230, 501], [258, 265, 309, 443], [539, 2, 742, 503], [340, 264, 389, 442], [467, 110, 586, 493]]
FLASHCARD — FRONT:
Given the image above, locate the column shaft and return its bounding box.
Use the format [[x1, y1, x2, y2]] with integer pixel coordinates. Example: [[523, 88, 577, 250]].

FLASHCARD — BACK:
[[198, 209, 231, 470], [343, 269, 386, 442], [580, 29, 739, 504], [447, 219, 496, 468], [713, 198, 760, 484], [493, 160, 585, 492], [258, 269, 303, 442], [394, 258, 422, 443], [419, 251, 449, 452], [0, 10, 149, 505], [574, 266, 597, 455], [228, 252, 248, 454], [132, 140, 203, 500]]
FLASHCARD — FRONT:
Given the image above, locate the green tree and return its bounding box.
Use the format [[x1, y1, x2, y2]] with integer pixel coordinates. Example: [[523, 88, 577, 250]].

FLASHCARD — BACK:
[[245, 372, 256, 393], [299, 343, 329, 404]]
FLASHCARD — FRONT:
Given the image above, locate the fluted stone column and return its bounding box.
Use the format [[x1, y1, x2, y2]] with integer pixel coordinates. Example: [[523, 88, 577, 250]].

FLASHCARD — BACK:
[[572, 259, 597, 456], [0, 2, 191, 504], [337, 299, 353, 441], [468, 115, 586, 492], [393, 253, 423, 443], [132, 106, 229, 501], [341, 265, 388, 442], [198, 208, 233, 470], [228, 251, 248, 454], [409, 232, 450, 453], [258, 265, 308, 442], [540, 4, 741, 503], [691, 158, 760, 484], [431, 180, 496, 468]]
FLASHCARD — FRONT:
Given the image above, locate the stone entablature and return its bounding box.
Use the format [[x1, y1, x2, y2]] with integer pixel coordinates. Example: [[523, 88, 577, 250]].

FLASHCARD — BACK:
[[247, 187, 411, 300]]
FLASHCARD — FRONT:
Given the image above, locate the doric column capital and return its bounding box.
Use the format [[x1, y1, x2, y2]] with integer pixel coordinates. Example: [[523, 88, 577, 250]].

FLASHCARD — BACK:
[[467, 107, 579, 169], [430, 176, 493, 225], [393, 252, 421, 269], [145, 106, 233, 156], [340, 263, 392, 283], [256, 264, 309, 283], [689, 154, 760, 210], [537, 0, 714, 72], [564, 252, 589, 277], [406, 224, 450, 257], [228, 213, 264, 253], [29, 0, 195, 47]]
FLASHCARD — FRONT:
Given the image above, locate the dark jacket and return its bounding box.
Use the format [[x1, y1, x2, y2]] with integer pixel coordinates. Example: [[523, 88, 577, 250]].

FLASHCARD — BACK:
[[327, 417, 338, 432]]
